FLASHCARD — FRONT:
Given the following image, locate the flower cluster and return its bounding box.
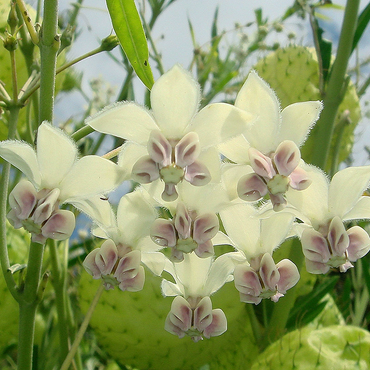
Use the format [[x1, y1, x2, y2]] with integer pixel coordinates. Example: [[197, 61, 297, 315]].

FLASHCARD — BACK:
[[2, 64, 370, 342]]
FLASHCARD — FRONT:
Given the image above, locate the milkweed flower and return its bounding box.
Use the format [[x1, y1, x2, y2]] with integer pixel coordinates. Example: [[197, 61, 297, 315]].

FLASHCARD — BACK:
[[0, 122, 125, 243], [219, 71, 323, 211], [150, 182, 230, 261], [284, 165, 370, 273], [219, 203, 299, 304], [79, 189, 166, 292], [86, 64, 253, 201], [162, 252, 234, 341]]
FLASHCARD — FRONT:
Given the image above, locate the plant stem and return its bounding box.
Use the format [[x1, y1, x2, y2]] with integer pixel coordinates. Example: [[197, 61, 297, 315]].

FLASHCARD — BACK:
[[38, 0, 59, 124], [17, 241, 44, 370], [311, 0, 360, 171], [60, 283, 104, 370], [48, 240, 70, 364], [0, 106, 21, 301]]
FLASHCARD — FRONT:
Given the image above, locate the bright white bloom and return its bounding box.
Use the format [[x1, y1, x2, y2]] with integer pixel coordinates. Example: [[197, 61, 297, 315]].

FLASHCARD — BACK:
[[80, 189, 165, 291], [285, 165, 370, 274], [86, 64, 253, 201], [162, 252, 234, 341], [0, 122, 124, 243], [220, 71, 323, 211], [219, 203, 299, 304]]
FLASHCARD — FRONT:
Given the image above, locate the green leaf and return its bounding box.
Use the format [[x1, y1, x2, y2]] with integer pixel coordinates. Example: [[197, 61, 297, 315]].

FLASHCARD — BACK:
[[106, 0, 154, 90], [351, 1, 370, 53]]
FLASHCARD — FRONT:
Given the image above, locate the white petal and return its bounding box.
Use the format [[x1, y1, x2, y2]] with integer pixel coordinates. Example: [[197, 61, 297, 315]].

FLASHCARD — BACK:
[[60, 156, 125, 201], [218, 135, 250, 164], [343, 196, 370, 222], [151, 65, 200, 138], [161, 279, 184, 297], [329, 166, 370, 219], [0, 140, 41, 186], [236, 71, 280, 153], [219, 203, 260, 259], [37, 122, 77, 189], [279, 101, 323, 146], [260, 212, 294, 254], [191, 103, 253, 149], [115, 189, 157, 246], [141, 251, 166, 275], [86, 102, 158, 145], [221, 163, 254, 201], [285, 164, 329, 227]]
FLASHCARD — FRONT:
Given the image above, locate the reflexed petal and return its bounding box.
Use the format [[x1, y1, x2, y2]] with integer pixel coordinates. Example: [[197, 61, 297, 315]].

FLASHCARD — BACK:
[[347, 226, 370, 261], [114, 250, 142, 281], [0, 140, 41, 186], [276, 259, 300, 293], [259, 253, 280, 291], [61, 156, 125, 201], [328, 217, 349, 257], [193, 213, 219, 244], [191, 103, 254, 149], [116, 190, 157, 246], [184, 160, 211, 186], [132, 155, 160, 184], [147, 130, 172, 166], [174, 203, 192, 239], [236, 71, 279, 153], [37, 122, 77, 189], [167, 296, 192, 332], [218, 135, 250, 164], [249, 148, 275, 178], [205, 253, 235, 295], [234, 264, 262, 297], [237, 173, 268, 201], [41, 209, 75, 241], [203, 309, 227, 338], [301, 228, 330, 263], [329, 166, 370, 218], [8, 180, 37, 220], [279, 101, 323, 146], [151, 219, 177, 247], [274, 140, 300, 176], [161, 279, 184, 297], [194, 296, 213, 332], [95, 239, 118, 275], [260, 212, 294, 255], [175, 132, 201, 168], [141, 251, 166, 275], [86, 101, 158, 145], [151, 65, 200, 138], [289, 165, 312, 190], [118, 265, 145, 292], [344, 196, 370, 222], [83, 249, 101, 279]]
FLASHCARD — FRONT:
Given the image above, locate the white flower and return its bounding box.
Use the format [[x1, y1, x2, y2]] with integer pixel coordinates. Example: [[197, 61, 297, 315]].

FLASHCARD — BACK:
[[285, 165, 370, 273], [79, 189, 166, 291], [86, 64, 253, 201], [161, 252, 234, 341], [0, 122, 125, 243], [219, 203, 299, 304], [220, 71, 323, 210]]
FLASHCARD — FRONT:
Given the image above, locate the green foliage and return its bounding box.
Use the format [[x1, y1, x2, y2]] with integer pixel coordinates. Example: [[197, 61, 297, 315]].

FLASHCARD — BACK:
[[106, 0, 155, 90]]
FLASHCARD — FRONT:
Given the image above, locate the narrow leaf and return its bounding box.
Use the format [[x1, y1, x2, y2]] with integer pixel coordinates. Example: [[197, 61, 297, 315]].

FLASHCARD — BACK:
[[106, 0, 154, 89], [352, 2, 370, 53]]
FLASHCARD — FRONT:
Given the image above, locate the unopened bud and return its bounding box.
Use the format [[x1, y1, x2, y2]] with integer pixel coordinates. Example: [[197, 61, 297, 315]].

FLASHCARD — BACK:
[[101, 35, 119, 52], [7, 3, 19, 33]]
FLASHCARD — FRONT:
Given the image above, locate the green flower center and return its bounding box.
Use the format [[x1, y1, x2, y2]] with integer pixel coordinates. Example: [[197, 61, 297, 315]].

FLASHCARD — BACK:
[[160, 164, 184, 184], [176, 238, 198, 253], [267, 174, 290, 195]]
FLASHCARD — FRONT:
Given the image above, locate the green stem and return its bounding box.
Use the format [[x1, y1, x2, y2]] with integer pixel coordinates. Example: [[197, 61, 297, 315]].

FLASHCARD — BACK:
[[263, 239, 304, 348], [311, 0, 360, 171], [60, 283, 104, 370], [245, 304, 262, 346], [71, 125, 94, 142], [17, 241, 45, 370], [48, 240, 70, 364], [0, 106, 21, 301], [39, 0, 59, 124]]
